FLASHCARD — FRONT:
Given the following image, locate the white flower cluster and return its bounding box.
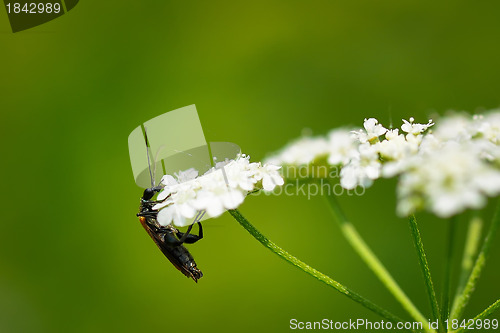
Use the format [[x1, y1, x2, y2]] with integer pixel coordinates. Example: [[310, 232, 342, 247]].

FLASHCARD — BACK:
[[152, 155, 284, 227], [397, 113, 500, 217], [266, 111, 500, 218], [265, 136, 330, 166], [266, 117, 433, 189]]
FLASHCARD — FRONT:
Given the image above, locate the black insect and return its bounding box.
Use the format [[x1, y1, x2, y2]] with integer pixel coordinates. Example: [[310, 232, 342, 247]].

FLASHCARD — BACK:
[[136, 186, 204, 282], [135, 126, 204, 282]]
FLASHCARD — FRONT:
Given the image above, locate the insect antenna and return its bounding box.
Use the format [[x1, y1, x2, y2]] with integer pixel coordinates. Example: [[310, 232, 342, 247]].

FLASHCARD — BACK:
[[171, 149, 213, 171], [141, 124, 155, 188]]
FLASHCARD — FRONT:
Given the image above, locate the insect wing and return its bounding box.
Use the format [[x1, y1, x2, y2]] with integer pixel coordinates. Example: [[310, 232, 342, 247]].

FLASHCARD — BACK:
[[139, 217, 200, 282]]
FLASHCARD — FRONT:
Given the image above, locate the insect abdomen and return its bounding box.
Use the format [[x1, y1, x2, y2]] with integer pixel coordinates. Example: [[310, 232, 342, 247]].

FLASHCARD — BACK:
[[168, 245, 203, 281]]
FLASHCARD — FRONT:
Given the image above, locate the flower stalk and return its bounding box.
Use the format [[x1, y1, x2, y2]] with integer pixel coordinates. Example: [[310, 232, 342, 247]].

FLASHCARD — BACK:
[[441, 217, 457, 323], [324, 192, 430, 331], [228, 209, 416, 331], [451, 216, 483, 317], [452, 299, 500, 333], [408, 215, 442, 331], [449, 202, 500, 321]]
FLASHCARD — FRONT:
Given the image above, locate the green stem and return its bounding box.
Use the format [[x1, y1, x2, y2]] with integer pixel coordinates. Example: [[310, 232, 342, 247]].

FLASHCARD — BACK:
[[229, 209, 417, 332], [452, 299, 500, 333], [441, 217, 457, 324], [451, 216, 483, 317], [408, 215, 442, 331], [449, 202, 500, 321], [324, 194, 431, 332]]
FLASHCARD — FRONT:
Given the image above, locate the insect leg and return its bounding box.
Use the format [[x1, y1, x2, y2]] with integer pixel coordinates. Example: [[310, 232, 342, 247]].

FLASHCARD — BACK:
[[141, 200, 164, 204], [176, 222, 203, 244], [136, 212, 158, 218], [176, 222, 195, 244]]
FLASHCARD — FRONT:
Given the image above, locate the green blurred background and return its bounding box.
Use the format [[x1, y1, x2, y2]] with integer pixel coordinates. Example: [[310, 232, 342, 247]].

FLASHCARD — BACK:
[[1, 1, 500, 332]]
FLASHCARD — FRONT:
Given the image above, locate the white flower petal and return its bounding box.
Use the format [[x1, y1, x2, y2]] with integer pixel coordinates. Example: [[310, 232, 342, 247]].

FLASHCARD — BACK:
[[157, 205, 175, 226], [161, 175, 178, 187], [151, 154, 282, 224], [221, 189, 244, 209]]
